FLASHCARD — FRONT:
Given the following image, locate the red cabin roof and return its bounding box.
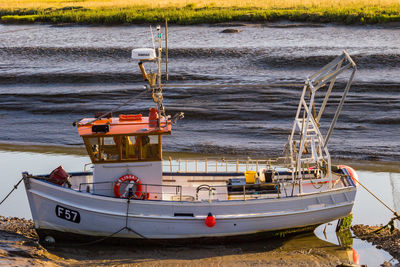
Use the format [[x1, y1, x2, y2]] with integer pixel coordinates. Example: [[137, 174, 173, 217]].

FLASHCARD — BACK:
[[77, 116, 171, 136]]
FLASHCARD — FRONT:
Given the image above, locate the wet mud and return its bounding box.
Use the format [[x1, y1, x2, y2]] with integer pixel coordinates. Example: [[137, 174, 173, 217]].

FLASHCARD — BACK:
[[0, 216, 364, 266], [352, 224, 400, 263], [0, 216, 57, 266]]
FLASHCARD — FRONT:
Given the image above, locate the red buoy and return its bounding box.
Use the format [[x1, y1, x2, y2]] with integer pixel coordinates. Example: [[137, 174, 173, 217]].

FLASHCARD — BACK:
[[205, 212, 216, 227]]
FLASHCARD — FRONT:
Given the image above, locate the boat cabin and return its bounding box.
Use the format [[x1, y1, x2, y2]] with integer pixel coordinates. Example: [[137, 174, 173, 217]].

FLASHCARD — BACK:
[[77, 110, 171, 199]]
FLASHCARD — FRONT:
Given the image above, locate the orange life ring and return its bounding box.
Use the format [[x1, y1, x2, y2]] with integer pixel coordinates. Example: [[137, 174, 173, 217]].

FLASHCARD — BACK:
[[338, 165, 358, 186], [114, 174, 143, 199]]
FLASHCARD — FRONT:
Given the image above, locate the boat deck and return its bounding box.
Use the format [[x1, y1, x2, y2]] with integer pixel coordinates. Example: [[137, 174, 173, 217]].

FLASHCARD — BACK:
[[65, 170, 351, 202], [161, 172, 349, 201]]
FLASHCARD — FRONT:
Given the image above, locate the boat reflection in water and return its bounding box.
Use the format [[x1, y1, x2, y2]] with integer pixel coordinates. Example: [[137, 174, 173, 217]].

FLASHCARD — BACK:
[[285, 229, 359, 264], [44, 228, 359, 265]]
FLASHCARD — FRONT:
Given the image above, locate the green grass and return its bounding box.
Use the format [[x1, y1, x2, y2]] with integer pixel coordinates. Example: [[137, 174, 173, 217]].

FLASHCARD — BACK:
[[337, 213, 353, 232], [1, 6, 400, 25]]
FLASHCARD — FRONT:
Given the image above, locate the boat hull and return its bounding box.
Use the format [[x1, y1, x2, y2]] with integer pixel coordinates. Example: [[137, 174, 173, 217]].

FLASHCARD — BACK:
[[24, 177, 356, 242], [35, 224, 320, 245]]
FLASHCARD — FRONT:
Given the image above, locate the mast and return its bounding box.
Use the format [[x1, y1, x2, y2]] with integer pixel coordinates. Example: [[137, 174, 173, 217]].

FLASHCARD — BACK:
[[132, 25, 165, 129], [165, 20, 169, 82], [131, 22, 180, 129], [156, 25, 163, 128]]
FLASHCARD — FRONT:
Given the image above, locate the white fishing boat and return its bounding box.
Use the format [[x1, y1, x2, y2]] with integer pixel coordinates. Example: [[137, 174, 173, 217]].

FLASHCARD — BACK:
[[23, 26, 358, 244]]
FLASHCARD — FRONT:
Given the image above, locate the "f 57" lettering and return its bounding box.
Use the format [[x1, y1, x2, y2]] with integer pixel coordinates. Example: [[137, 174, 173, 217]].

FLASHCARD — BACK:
[[55, 205, 80, 223]]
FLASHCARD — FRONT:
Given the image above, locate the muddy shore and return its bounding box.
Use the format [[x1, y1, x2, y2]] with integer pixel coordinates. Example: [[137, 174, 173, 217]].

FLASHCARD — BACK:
[[0, 216, 57, 266], [352, 224, 400, 263], [0, 216, 365, 266]]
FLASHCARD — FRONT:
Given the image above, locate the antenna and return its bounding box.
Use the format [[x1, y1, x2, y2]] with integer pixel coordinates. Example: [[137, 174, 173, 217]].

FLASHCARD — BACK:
[[131, 23, 171, 129], [165, 19, 169, 82], [150, 25, 155, 50], [156, 24, 163, 128]]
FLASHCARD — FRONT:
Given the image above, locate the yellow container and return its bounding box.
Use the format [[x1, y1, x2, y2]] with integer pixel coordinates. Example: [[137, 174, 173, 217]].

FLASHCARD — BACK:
[[245, 171, 257, 184]]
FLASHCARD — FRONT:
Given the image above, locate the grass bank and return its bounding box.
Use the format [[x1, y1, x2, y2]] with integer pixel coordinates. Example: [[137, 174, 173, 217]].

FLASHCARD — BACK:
[[0, 0, 399, 25]]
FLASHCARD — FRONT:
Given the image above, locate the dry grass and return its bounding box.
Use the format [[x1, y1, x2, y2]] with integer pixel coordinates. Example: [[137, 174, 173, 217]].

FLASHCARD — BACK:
[[1, 0, 399, 10]]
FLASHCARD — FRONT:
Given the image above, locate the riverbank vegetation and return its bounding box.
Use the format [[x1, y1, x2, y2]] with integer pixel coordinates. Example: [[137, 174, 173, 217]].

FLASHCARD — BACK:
[[0, 0, 399, 25]]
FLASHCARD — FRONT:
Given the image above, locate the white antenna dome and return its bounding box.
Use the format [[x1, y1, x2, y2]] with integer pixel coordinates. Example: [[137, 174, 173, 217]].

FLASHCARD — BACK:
[[131, 48, 156, 61]]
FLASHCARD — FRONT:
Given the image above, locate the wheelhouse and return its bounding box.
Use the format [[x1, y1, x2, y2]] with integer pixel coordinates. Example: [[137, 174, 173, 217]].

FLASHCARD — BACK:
[[77, 113, 171, 164], [75, 112, 171, 199]]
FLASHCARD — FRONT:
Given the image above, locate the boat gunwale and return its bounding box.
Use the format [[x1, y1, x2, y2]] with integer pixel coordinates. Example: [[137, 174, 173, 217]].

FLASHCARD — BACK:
[[28, 182, 354, 220], [26, 175, 357, 208]]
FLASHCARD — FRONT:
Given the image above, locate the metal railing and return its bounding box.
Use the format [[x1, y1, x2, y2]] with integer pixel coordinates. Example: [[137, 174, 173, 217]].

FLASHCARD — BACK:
[[163, 157, 281, 174], [78, 181, 183, 201], [77, 180, 285, 202]]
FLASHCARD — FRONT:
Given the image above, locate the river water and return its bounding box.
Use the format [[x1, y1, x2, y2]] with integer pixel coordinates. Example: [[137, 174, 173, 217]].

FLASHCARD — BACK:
[[0, 23, 399, 265], [0, 24, 399, 161]]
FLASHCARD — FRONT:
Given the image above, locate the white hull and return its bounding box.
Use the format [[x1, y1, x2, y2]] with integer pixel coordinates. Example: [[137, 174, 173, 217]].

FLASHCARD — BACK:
[[25, 177, 356, 241]]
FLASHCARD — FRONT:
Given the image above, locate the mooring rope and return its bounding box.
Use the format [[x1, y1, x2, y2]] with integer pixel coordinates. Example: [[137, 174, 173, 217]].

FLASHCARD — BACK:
[[0, 177, 24, 206], [0, 174, 55, 206], [372, 215, 400, 234], [72, 226, 129, 247], [349, 174, 399, 217], [71, 196, 146, 247], [123, 197, 146, 239], [347, 173, 400, 233]]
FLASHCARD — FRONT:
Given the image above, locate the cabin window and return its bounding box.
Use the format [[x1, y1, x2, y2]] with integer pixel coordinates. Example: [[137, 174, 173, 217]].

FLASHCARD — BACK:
[[84, 135, 161, 163]]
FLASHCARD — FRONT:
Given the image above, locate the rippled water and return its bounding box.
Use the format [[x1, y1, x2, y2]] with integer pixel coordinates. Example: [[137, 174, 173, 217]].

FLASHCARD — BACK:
[[0, 24, 399, 161]]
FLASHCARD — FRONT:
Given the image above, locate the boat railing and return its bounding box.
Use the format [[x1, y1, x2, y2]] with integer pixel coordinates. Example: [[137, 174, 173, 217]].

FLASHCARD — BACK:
[[163, 157, 282, 174], [78, 181, 183, 200], [77, 180, 287, 202]]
